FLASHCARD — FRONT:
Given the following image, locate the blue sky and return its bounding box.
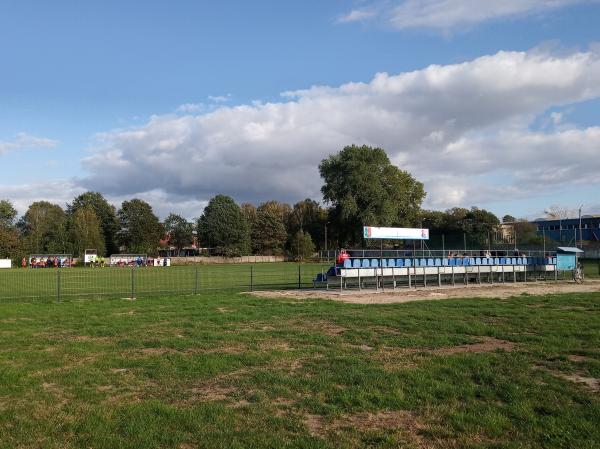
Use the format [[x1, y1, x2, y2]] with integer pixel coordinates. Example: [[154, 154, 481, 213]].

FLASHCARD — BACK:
[[1, 0, 600, 219]]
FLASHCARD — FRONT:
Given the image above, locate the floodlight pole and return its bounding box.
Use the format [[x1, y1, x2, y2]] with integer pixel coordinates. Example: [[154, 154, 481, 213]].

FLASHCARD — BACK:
[[578, 205, 583, 249]]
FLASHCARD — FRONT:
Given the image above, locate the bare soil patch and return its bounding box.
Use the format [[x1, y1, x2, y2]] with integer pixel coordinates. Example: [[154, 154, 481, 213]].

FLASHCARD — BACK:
[[250, 280, 600, 305], [189, 384, 237, 402], [568, 355, 592, 363], [427, 337, 515, 355], [562, 373, 600, 393], [305, 410, 425, 444]]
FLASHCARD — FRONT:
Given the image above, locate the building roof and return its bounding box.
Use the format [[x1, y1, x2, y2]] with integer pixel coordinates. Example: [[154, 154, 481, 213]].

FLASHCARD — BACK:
[[557, 247, 584, 253]]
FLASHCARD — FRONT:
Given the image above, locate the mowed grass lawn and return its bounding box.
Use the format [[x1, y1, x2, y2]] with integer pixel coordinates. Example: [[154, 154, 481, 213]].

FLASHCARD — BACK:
[[0, 292, 598, 449]]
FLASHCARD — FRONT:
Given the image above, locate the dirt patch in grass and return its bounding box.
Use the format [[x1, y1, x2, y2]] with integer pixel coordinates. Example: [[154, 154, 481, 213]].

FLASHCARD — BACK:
[[250, 280, 600, 304], [568, 355, 592, 362], [190, 384, 237, 402], [562, 373, 600, 393], [375, 337, 514, 371], [305, 410, 425, 443], [428, 337, 515, 355]]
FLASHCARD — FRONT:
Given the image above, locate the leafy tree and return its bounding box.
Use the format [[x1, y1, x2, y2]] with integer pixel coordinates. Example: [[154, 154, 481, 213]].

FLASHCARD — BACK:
[[164, 213, 194, 254], [319, 145, 426, 245], [287, 199, 328, 250], [18, 201, 69, 254], [0, 200, 17, 229], [502, 214, 516, 223], [252, 202, 288, 255], [0, 199, 24, 262], [197, 195, 250, 256], [0, 227, 24, 262], [117, 199, 163, 254], [289, 230, 315, 261], [461, 207, 500, 244], [68, 192, 119, 256], [240, 203, 258, 232], [69, 207, 105, 258]]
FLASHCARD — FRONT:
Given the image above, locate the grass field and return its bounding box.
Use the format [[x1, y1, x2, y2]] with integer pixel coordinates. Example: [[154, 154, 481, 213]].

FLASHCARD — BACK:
[[1, 259, 597, 302], [0, 290, 598, 448], [0, 263, 330, 301]]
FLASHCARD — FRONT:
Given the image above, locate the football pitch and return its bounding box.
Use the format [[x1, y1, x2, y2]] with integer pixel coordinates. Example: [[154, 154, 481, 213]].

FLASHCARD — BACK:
[[0, 289, 598, 448], [0, 263, 331, 301]]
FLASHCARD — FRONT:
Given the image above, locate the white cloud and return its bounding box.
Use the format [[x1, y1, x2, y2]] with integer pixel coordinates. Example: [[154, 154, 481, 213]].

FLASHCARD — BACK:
[[76, 47, 600, 214], [336, 8, 377, 24], [0, 132, 57, 156], [339, 0, 596, 31], [208, 94, 232, 103], [176, 103, 204, 114]]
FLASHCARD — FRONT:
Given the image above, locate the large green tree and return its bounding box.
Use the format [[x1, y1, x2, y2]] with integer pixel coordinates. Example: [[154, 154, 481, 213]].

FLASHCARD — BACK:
[[69, 206, 105, 258], [0, 200, 17, 229], [68, 192, 119, 256], [197, 195, 250, 256], [164, 213, 194, 254], [117, 199, 163, 254], [0, 200, 24, 261], [319, 145, 426, 246], [251, 202, 288, 255], [289, 230, 315, 261], [287, 199, 328, 250], [18, 201, 69, 254]]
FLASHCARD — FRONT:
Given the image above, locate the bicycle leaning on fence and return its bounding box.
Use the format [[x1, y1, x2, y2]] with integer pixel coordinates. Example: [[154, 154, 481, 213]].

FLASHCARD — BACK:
[[573, 263, 585, 284]]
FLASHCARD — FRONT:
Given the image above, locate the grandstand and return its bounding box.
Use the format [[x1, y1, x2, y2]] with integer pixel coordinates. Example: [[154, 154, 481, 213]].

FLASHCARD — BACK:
[[314, 249, 575, 291]]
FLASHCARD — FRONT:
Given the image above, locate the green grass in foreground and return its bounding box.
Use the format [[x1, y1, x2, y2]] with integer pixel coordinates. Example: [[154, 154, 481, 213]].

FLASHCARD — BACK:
[[0, 292, 598, 448]]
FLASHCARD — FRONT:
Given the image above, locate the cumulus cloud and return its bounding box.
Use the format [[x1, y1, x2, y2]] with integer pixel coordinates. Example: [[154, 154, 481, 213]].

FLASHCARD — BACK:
[[339, 0, 596, 31], [76, 47, 600, 215], [0, 132, 57, 156]]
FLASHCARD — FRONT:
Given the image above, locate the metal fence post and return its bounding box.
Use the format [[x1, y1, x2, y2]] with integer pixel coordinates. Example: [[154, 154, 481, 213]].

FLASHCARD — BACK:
[[194, 266, 199, 295], [298, 265, 301, 289], [131, 267, 135, 299], [250, 266, 253, 292], [57, 268, 61, 302]]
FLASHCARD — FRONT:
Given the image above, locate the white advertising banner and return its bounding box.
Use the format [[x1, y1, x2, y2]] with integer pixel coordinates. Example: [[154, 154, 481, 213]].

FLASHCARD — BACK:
[[0, 259, 12, 269], [363, 226, 429, 240]]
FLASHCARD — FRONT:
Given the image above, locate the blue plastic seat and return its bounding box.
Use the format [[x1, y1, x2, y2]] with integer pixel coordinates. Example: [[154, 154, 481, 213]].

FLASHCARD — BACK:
[[475, 257, 482, 265], [427, 258, 434, 266], [449, 258, 456, 266], [552, 257, 557, 264], [510, 257, 516, 265], [419, 258, 427, 267], [442, 258, 449, 266], [396, 259, 404, 267], [361, 259, 370, 268], [352, 259, 361, 268], [469, 258, 475, 266], [388, 258, 395, 267], [343, 259, 352, 268], [435, 258, 442, 266], [371, 259, 379, 268], [522, 257, 528, 265], [493, 258, 499, 265], [517, 258, 522, 265], [404, 259, 412, 267]]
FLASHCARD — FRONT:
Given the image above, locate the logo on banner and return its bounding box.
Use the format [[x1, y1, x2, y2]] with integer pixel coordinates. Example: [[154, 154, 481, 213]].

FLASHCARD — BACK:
[[364, 227, 372, 238], [421, 229, 428, 239]]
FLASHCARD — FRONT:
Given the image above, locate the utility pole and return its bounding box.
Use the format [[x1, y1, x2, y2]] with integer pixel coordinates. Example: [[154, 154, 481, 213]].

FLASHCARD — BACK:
[[578, 205, 583, 249]]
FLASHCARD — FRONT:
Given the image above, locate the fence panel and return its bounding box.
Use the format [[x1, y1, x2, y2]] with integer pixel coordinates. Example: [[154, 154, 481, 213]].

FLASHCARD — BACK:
[[0, 263, 331, 301]]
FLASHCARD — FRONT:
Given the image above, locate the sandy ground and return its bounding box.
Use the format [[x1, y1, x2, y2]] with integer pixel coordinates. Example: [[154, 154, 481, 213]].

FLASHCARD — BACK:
[[250, 280, 600, 304]]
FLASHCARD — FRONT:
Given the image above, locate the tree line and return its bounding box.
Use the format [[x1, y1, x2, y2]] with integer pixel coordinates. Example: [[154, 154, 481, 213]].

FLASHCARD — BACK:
[[0, 145, 532, 263]]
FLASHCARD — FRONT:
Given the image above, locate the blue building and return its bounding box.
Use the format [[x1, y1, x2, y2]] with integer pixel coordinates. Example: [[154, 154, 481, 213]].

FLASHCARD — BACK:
[[534, 216, 600, 242]]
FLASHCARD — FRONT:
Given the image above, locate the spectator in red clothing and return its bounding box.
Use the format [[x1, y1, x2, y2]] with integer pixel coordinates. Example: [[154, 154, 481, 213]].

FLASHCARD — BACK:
[[336, 249, 350, 266]]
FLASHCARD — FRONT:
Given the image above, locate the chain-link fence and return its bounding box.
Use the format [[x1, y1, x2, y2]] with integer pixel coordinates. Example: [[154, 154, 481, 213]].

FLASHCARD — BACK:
[[0, 264, 331, 301]]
